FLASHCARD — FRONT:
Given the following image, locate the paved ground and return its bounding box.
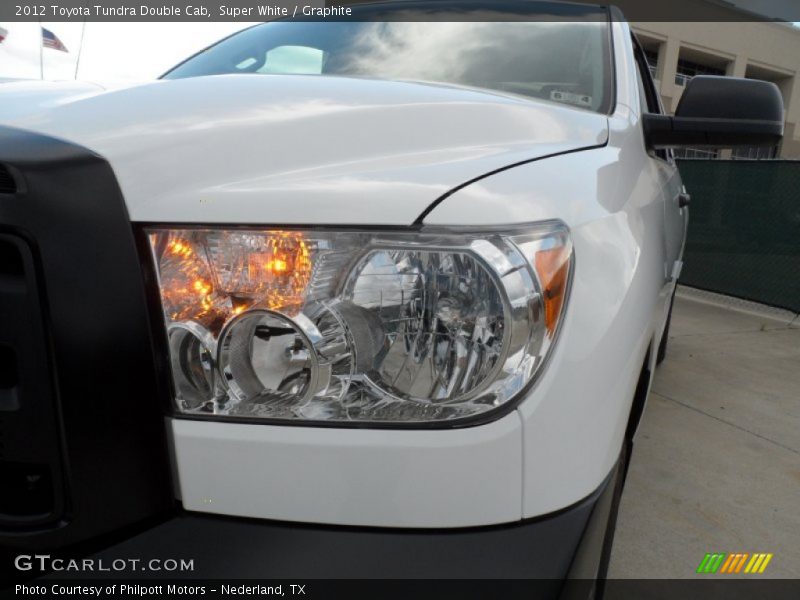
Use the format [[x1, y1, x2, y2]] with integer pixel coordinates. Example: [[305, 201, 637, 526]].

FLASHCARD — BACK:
[[608, 289, 800, 579]]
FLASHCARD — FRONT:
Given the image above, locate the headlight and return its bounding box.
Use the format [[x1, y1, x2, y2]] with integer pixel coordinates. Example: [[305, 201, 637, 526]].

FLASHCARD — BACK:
[[146, 223, 572, 425]]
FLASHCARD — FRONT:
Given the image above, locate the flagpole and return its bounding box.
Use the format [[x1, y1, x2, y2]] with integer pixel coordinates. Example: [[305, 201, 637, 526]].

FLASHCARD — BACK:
[[74, 21, 86, 79], [38, 18, 44, 79]]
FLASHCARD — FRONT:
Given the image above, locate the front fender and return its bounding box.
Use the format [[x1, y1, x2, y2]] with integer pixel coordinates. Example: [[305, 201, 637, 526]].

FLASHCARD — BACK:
[[423, 138, 668, 516]]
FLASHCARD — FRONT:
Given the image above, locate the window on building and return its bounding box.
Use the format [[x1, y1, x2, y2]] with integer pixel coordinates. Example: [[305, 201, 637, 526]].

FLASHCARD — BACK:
[[672, 148, 719, 159], [732, 146, 779, 160], [674, 58, 725, 86]]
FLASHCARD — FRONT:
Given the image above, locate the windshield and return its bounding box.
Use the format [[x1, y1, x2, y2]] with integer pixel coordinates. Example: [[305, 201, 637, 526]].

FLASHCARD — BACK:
[[164, 19, 612, 113]]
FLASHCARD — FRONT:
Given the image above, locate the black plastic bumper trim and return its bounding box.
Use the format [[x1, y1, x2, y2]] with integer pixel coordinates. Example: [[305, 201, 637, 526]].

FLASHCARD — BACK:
[[70, 461, 619, 581], [0, 126, 174, 555]]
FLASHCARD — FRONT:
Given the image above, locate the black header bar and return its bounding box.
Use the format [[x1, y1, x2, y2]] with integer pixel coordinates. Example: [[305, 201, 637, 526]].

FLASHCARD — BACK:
[[2, 0, 800, 22]]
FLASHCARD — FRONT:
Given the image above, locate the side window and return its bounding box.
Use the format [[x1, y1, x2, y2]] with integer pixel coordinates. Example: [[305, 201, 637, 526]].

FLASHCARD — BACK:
[[258, 46, 325, 75], [234, 46, 326, 75]]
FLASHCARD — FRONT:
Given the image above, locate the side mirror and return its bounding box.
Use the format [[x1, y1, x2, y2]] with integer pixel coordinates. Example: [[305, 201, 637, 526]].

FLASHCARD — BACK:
[[643, 76, 784, 149]]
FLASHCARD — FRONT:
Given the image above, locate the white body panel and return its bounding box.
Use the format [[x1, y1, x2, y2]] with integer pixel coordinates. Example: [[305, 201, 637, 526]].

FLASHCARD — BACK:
[[426, 144, 671, 517], [172, 413, 522, 527], [1, 75, 606, 225], [0, 21, 685, 527], [0, 80, 108, 119]]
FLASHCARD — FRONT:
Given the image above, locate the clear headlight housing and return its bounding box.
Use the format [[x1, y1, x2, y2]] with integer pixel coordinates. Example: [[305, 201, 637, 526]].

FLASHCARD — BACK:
[[147, 223, 572, 425]]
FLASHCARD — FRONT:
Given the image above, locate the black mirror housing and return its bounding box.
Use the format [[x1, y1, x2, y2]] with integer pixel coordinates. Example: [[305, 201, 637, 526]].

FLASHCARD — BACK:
[[643, 76, 784, 149]]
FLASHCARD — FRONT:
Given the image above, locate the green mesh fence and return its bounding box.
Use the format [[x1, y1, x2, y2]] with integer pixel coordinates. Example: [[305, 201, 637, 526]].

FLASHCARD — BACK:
[[676, 160, 800, 313]]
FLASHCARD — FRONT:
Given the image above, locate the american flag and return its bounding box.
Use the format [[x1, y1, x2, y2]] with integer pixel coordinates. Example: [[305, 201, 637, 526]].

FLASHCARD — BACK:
[[42, 27, 68, 52], [0, 26, 8, 44]]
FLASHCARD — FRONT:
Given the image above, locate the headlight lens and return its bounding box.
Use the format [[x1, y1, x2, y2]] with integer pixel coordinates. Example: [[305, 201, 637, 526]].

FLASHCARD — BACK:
[[147, 223, 572, 425]]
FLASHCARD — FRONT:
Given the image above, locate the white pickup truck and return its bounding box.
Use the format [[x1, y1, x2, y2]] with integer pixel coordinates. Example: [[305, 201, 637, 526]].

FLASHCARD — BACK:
[[0, 0, 783, 590]]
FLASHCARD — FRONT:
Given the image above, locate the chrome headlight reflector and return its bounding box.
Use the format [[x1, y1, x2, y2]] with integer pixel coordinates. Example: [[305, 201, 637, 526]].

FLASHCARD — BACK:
[[147, 224, 572, 425]]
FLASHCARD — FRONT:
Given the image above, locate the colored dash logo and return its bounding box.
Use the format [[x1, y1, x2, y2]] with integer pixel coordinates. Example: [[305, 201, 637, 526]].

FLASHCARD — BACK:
[[697, 553, 773, 574]]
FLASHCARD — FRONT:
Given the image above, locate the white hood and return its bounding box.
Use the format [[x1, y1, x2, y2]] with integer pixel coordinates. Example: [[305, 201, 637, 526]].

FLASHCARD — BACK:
[[0, 74, 608, 224], [0, 80, 111, 118]]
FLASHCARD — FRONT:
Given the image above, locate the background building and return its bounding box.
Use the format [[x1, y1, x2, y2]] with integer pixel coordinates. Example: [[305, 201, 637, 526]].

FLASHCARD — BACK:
[[631, 19, 800, 158]]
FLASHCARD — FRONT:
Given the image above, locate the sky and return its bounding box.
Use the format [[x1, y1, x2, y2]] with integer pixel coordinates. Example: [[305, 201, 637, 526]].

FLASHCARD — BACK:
[[0, 22, 257, 82]]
